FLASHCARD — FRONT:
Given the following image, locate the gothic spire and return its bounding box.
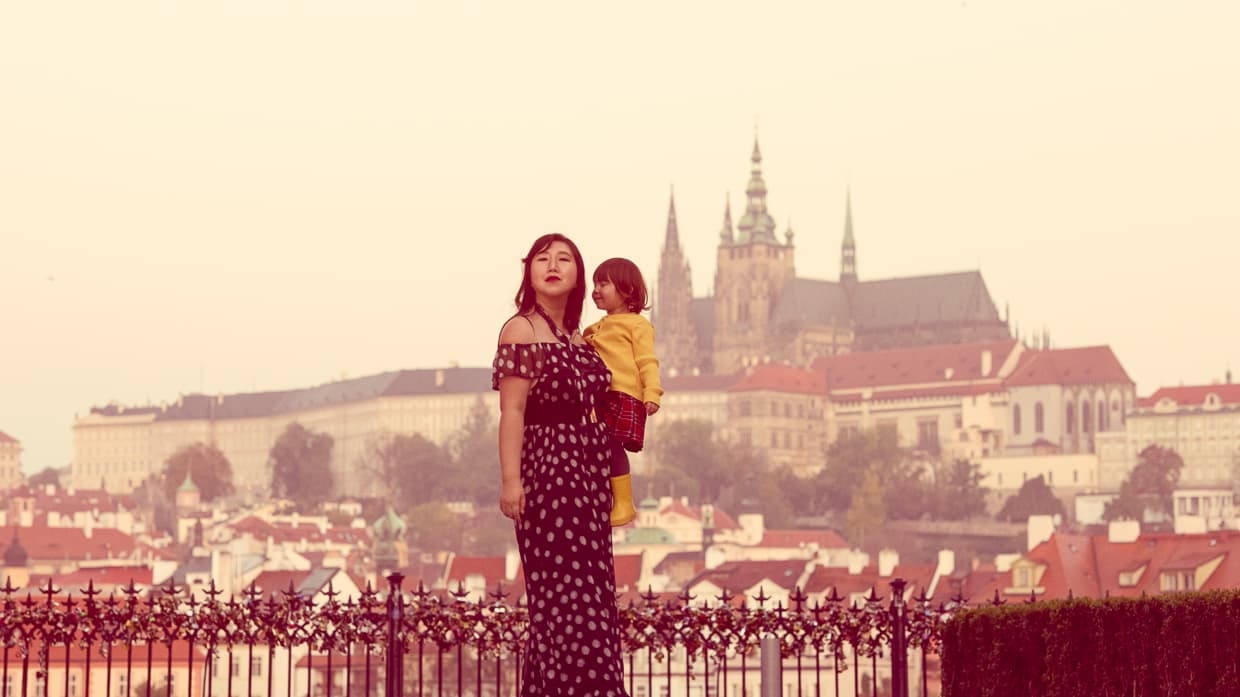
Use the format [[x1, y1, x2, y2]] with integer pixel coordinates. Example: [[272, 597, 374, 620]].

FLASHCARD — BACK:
[[663, 188, 680, 252], [736, 133, 777, 244], [840, 190, 857, 283], [719, 195, 734, 244]]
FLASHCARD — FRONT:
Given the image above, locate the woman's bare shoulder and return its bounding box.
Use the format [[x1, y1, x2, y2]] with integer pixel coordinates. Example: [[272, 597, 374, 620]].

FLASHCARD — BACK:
[[499, 314, 538, 344]]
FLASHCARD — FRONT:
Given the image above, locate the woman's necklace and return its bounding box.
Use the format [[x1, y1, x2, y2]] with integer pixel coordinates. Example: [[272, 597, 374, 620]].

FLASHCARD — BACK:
[[532, 304, 572, 344]]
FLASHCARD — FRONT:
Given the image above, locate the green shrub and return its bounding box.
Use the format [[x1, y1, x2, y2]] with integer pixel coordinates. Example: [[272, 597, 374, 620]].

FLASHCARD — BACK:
[[942, 591, 1240, 696]]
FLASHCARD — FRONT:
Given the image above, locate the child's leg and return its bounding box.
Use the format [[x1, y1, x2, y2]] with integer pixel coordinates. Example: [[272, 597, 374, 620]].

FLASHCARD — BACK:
[[610, 441, 630, 477], [609, 441, 636, 526]]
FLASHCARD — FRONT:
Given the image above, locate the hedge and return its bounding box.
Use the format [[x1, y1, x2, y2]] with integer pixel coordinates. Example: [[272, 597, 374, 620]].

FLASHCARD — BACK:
[[941, 590, 1240, 696]]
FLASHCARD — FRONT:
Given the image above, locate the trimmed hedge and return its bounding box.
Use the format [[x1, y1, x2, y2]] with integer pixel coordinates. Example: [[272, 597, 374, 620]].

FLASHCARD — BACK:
[[941, 590, 1240, 696]]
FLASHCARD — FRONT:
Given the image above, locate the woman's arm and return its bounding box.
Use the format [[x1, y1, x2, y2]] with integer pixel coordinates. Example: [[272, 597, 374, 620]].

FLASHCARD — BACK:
[[497, 316, 535, 522]]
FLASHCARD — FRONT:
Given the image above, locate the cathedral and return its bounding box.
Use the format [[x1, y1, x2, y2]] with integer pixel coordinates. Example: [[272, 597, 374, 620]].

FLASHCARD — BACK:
[[653, 137, 1011, 377]]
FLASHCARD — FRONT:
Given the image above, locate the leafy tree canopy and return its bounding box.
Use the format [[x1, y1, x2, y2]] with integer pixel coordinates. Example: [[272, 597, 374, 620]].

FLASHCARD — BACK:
[[1104, 444, 1184, 522], [162, 442, 235, 502], [269, 422, 334, 511], [996, 475, 1064, 523]]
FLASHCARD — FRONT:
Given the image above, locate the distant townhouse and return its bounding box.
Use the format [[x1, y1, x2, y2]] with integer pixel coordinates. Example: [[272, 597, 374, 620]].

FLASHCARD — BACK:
[[727, 365, 829, 475], [0, 431, 21, 490], [1098, 382, 1240, 490]]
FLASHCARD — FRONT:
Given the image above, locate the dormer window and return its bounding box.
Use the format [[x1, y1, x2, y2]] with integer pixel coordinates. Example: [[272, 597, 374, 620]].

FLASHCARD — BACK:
[[1205, 393, 1222, 409]]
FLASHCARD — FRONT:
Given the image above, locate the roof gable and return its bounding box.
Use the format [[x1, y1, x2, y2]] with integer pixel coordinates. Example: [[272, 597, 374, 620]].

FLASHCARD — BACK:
[[1005, 346, 1134, 387]]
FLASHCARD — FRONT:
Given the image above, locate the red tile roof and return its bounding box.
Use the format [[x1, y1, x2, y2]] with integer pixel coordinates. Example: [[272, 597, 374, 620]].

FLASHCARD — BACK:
[[729, 364, 828, 396], [757, 529, 850, 549], [813, 340, 1020, 390], [1004, 346, 1133, 387], [658, 501, 739, 530], [0, 525, 138, 562], [802, 563, 937, 597], [28, 565, 154, 592], [0, 431, 18, 444], [964, 530, 1240, 601], [687, 560, 808, 594], [614, 553, 642, 591], [1139, 383, 1240, 408]]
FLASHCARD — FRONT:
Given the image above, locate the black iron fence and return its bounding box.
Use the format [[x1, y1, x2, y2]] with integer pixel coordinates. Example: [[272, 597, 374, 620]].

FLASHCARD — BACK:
[[0, 574, 965, 697]]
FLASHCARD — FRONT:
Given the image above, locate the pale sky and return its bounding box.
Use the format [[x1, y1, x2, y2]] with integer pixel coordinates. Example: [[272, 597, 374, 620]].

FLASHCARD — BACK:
[[2, 1, 1238, 472]]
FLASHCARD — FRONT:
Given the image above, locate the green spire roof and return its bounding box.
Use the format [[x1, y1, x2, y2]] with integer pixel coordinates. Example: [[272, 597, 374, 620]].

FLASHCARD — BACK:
[[177, 470, 199, 493]]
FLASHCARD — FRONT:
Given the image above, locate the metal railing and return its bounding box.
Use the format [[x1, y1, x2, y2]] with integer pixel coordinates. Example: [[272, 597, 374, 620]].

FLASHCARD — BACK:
[[0, 574, 964, 697]]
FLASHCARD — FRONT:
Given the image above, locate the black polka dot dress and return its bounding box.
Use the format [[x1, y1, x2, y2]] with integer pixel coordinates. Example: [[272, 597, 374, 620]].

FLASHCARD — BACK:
[[493, 330, 629, 696]]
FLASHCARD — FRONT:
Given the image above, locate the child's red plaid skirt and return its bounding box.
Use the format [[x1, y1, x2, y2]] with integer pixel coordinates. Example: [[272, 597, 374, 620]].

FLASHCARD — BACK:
[[600, 390, 647, 452]]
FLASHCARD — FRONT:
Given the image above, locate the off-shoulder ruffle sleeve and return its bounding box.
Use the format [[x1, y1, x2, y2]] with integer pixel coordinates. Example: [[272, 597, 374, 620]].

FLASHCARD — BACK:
[[492, 343, 545, 389]]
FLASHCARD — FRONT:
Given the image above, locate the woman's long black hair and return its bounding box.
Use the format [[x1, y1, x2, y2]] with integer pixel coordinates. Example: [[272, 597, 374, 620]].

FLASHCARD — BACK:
[[514, 233, 587, 332]]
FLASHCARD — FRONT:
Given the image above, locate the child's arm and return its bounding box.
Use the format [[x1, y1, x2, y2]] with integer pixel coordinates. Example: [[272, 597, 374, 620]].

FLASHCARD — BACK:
[[632, 318, 663, 411]]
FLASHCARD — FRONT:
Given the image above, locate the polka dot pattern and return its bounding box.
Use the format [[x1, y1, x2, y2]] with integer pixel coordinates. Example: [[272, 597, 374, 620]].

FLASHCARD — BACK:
[[493, 342, 628, 696]]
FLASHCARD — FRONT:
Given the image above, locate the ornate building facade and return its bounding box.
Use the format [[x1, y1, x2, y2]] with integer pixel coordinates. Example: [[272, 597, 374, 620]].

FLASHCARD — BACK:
[[653, 136, 1012, 378]]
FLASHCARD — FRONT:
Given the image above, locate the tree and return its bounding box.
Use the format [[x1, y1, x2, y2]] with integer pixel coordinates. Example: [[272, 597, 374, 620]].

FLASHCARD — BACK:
[[845, 469, 887, 548], [996, 475, 1064, 523], [405, 502, 464, 552], [443, 397, 501, 504], [647, 419, 745, 503], [269, 422, 334, 510], [162, 443, 235, 502], [1104, 444, 1185, 522], [27, 467, 60, 489], [930, 459, 989, 520], [365, 433, 454, 509], [463, 511, 518, 556], [817, 429, 907, 513]]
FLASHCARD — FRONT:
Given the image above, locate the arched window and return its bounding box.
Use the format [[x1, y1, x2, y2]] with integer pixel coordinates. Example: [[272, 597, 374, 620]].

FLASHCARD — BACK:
[[1082, 400, 1092, 433], [1098, 402, 1107, 431], [1035, 403, 1045, 433], [1066, 404, 1075, 434], [1013, 404, 1022, 435]]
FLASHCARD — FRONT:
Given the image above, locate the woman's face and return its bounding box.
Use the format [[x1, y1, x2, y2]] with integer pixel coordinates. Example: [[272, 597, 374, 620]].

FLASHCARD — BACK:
[[528, 240, 579, 299]]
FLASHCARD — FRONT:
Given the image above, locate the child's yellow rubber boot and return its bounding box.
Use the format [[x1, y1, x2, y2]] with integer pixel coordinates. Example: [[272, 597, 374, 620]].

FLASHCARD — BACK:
[[610, 474, 637, 527]]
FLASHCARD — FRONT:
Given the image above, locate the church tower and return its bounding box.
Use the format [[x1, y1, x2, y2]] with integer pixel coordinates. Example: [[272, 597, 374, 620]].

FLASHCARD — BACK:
[[840, 191, 858, 284], [712, 134, 796, 373], [653, 192, 703, 377]]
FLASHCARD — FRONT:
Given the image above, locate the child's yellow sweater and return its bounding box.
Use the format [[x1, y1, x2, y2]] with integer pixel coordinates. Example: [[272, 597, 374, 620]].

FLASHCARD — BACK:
[[583, 313, 663, 405]]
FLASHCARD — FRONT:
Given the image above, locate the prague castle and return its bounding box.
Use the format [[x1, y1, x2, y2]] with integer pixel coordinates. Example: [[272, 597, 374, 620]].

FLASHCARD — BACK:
[[653, 137, 1011, 377]]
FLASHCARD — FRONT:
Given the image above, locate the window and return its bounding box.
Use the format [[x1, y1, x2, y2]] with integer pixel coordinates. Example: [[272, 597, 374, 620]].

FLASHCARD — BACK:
[[1082, 400, 1092, 433], [1015, 566, 1031, 588], [771, 401, 779, 417], [1160, 572, 1195, 592], [1098, 402, 1107, 431], [251, 656, 263, 677], [917, 419, 939, 452], [1035, 403, 1045, 433], [117, 674, 128, 697], [1066, 404, 1075, 434], [770, 432, 778, 448], [1013, 404, 1022, 435], [70, 674, 78, 697], [738, 400, 751, 418], [797, 404, 805, 419]]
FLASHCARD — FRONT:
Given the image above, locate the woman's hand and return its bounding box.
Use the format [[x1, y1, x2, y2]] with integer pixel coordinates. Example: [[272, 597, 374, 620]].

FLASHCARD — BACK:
[[645, 401, 660, 416], [500, 479, 526, 522]]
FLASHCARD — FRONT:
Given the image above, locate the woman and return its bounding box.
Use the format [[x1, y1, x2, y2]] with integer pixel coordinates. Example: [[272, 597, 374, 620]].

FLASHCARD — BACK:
[[492, 233, 629, 696]]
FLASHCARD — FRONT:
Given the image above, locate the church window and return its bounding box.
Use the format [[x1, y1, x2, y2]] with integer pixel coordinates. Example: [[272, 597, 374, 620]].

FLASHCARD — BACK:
[[1098, 402, 1107, 431], [1013, 405, 1022, 435], [1066, 404, 1075, 434], [1035, 403, 1045, 433], [1082, 401, 1092, 433]]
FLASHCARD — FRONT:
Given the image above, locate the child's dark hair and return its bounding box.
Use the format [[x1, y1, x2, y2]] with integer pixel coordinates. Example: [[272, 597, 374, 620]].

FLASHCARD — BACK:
[[593, 257, 650, 313]]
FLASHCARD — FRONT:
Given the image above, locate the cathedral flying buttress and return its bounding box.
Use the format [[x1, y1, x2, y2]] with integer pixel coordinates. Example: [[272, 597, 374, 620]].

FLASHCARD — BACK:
[[653, 136, 1011, 378]]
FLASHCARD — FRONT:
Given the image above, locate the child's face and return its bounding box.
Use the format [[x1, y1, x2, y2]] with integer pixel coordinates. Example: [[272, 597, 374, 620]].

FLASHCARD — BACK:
[[591, 277, 627, 314]]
